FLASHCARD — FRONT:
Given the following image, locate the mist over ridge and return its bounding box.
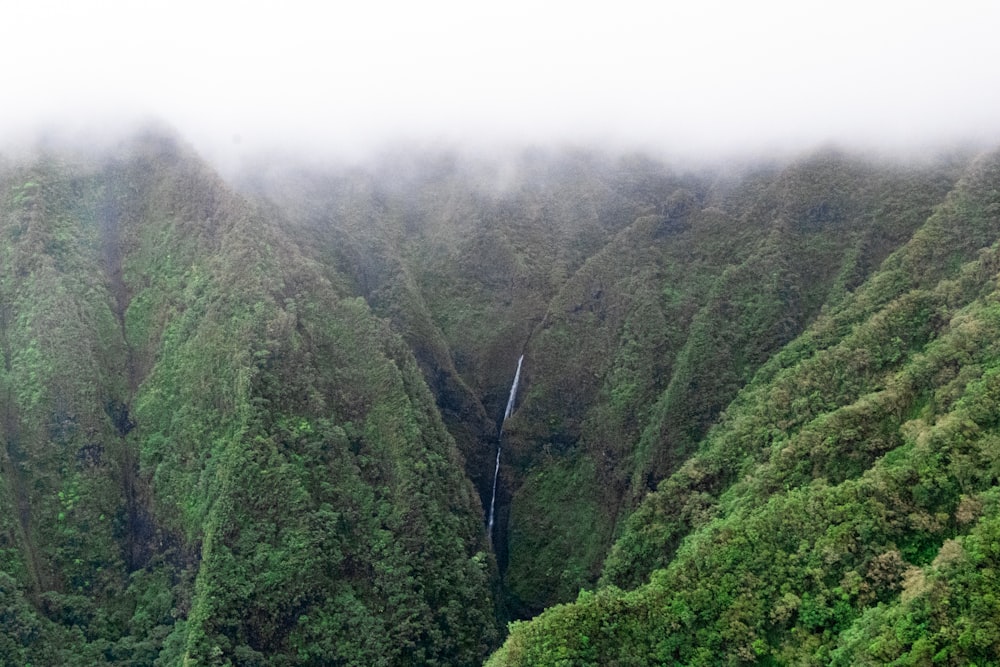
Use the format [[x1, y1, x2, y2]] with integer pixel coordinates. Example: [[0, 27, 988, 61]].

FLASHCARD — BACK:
[[4, 1, 1000, 171], [5, 84, 1000, 663], [7, 4, 1000, 664]]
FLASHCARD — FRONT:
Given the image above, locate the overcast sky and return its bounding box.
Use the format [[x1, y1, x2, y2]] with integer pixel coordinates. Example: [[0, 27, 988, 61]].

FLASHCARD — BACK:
[[4, 0, 1000, 163]]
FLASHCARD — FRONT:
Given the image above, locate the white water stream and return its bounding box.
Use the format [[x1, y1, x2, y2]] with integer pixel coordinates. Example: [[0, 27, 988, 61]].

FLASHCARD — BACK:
[[488, 354, 523, 541]]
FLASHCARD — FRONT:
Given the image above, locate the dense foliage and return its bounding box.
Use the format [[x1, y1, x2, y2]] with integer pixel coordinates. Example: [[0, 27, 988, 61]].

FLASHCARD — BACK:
[[249, 146, 966, 618], [0, 133, 498, 665], [4, 127, 1000, 665], [489, 151, 1000, 664]]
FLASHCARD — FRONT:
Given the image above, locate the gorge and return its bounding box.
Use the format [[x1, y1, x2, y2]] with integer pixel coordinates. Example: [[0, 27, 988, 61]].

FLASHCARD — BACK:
[[2, 127, 1000, 665]]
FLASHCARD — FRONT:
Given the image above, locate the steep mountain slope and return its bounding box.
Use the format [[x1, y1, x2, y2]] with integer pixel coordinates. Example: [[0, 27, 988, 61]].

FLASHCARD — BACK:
[[241, 149, 701, 591], [0, 132, 498, 665], [4, 128, 998, 666], [250, 147, 967, 617], [488, 150, 1000, 664], [499, 150, 961, 615]]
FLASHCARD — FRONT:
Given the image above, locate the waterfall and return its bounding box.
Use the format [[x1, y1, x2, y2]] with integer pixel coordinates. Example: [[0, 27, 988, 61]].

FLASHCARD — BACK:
[[487, 447, 502, 540], [503, 354, 524, 424], [488, 354, 523, 542]]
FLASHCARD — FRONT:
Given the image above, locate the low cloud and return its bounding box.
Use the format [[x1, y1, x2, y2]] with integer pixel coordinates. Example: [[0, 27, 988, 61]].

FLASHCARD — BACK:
[[4, 0, 1000, 166]]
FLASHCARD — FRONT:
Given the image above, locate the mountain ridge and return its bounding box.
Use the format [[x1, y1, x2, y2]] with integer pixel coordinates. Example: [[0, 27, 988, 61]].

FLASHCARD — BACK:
[[2, 127, 999, 664]]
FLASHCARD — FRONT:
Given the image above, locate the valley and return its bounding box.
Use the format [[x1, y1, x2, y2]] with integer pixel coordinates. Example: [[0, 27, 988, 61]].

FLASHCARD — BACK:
[[1, 129, 998, 665]]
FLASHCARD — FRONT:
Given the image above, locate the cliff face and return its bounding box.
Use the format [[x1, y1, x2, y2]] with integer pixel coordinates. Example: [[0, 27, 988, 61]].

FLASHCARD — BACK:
[[3, 129, 998, 665]]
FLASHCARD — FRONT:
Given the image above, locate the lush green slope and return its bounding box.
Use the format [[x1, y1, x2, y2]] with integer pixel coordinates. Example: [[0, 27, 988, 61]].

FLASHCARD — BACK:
[[242, 149, 701, 599], [4, 129, 998, 666], [497, 150, 962, 614], [0, 132, 499, 665], [488, 150, 1000, 664], [250, 147, 967, 617]]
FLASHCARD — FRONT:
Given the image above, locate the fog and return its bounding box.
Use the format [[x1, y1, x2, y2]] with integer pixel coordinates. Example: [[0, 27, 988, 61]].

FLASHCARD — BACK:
[[4, 0, 1000, 167]]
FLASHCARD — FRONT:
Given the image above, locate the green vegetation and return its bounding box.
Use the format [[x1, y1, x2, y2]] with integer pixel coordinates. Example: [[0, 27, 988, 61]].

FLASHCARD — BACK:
[[0, 133, 498, 665], [490, 149, 1000, 664], [4, 129, 1000, 665], [505, 455, 611, 617]]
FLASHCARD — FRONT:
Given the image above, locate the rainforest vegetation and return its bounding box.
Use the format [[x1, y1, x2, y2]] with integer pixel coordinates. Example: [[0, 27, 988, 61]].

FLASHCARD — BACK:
[[2, 126, 1000, 665]]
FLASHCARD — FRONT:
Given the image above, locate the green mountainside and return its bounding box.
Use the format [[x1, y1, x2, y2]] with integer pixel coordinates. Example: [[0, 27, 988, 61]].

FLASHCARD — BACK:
[[488, 151, 1000, 665], [0, 133, 497, 665], [2, 127, 999, 665]]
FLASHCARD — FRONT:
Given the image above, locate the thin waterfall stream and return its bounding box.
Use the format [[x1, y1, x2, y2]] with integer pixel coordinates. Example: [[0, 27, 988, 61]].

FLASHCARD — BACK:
[[488, 354, 523, 543]]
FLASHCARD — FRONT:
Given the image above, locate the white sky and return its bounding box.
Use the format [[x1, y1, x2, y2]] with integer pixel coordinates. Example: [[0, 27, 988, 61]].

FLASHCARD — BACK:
[[3, 0, 1000, 162]]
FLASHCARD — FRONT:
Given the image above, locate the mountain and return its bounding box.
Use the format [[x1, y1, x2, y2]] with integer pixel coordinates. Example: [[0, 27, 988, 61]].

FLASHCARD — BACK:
[[2, 126, 999, 665], [487, 150, 1000, 665], [0, 132, 498, 665]]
